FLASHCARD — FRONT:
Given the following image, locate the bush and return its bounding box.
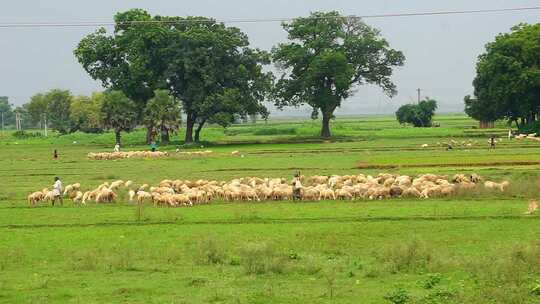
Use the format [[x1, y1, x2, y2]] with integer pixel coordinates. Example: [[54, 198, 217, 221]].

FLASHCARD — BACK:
[[378, 239, 434, 274], [396, 98, 438, 127], [239, 242, 287, 275], [384, 288, 410, 304], [518, 121, 540, 134], [196, 238, 227, 265], [12, 130, 43, 139], [253, 127, 297, 136]]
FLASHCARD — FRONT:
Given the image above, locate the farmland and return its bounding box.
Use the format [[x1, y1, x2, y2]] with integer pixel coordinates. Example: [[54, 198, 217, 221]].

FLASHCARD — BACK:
[[1, 114, 540, 303]]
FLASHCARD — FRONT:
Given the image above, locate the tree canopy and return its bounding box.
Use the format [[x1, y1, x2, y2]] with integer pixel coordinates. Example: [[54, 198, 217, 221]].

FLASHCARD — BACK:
[[70, 92, 105, 133], [272, 11, 405, 137], [0, 96, 15, 127], [468, 23, 540, 129], [163, 16, 272, 142], [75, 9, 272, 143], [143, 90, 182, 144], [101, 91, 138, 145], [396, 98, 438, 127]]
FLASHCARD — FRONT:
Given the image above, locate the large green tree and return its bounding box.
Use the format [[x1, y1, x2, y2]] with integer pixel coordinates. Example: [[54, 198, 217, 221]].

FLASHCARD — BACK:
[[74, 9, 169, 143], [25, 93, 48, 127], [70, 92, 105, 133], [46, 89, 73, 134], [101, 91, 138, 145], [396, 98, 438, 127], [470, 23, 540, 128], [0, 96, 15, 127], [272, 11, 405, 138], [164, 17, 272, 142], [143, 90, 181, 145]]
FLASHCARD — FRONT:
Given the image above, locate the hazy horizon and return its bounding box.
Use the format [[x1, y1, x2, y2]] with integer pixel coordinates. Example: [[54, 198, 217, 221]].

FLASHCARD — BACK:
[[1, 0, 539, 116]]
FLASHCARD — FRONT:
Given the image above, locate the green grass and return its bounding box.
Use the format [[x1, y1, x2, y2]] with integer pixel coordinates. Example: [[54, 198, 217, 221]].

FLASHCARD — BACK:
[[1, 114, 540, 303]]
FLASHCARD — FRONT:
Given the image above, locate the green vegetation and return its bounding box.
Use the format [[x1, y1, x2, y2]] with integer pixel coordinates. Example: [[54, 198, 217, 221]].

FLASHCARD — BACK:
[[1, 114, 539, 303], [396, 98, 438, 127], [466, 23, 540, 131], [272, 11, 404, 138]]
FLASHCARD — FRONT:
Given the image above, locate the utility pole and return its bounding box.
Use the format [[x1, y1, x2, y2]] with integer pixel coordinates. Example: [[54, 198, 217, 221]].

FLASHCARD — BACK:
[[1, 112, 4, 136], [417, 88, 422, 103], [15, 112, 21, 130], [43, 113, 48, 137]]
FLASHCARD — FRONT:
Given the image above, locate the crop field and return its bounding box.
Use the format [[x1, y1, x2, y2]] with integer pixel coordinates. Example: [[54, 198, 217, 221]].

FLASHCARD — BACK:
[[1, 114, 540, 303]]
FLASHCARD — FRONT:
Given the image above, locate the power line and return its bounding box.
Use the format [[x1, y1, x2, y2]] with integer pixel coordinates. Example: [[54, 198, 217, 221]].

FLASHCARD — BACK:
[[0, 6, 539, 28]]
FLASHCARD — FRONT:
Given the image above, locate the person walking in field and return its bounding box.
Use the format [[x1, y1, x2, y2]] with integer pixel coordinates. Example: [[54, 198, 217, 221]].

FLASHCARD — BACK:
[[114, 143, 120, 152], [489, 136, 496, 149], [150, 141, 157, 152], [292, 172, 303, 201], [508, 129, 513, 140], [53, 149, 58, 160], [52, 177, 63, 206]]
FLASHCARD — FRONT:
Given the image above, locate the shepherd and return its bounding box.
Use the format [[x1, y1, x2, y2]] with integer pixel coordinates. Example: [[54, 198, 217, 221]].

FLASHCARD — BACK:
[[52, 176, 63, 206], [292, 172, 303, 201]]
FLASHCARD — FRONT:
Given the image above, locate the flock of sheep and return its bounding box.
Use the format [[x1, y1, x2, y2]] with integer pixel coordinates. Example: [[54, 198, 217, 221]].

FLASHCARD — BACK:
[[87, 151, 169, 160], [87, 150, 215, 160], [420, 133, 539, 148], [27, 173, 513, 207]]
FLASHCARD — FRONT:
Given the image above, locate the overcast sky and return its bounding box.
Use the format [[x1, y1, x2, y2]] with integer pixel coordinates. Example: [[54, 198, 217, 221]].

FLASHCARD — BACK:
[[0, 0, 539, 116]]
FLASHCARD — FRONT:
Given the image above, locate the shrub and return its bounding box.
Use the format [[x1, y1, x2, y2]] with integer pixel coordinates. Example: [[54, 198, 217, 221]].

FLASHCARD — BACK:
[[519, 120, 540, 134], [239, 242, 287, 275], [12, 130, 43, 139], [378, 239, 434, 274], [384, 287, 410, 304], [253, 127, 297, 136], [196, 238, 227, 265], [422, 273, 442, 289]]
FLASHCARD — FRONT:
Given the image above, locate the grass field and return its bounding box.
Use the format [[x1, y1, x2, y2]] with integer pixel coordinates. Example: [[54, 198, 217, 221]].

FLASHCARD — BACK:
[[1, 114, 540, 303]]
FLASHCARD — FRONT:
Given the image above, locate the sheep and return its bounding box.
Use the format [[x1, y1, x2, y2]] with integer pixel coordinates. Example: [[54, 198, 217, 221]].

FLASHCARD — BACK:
[[27, 191, 45, 206], [72, 191, 84, 205], [128, 190, 136, 203], [484, 181, 510, 192], [525, 199, 538, 215], [96, 189, 116, 203], [231, 150, 241, 156], [125, 180, 133, 188], [136, 191, 152, 204], [402, 187, 422, 198]]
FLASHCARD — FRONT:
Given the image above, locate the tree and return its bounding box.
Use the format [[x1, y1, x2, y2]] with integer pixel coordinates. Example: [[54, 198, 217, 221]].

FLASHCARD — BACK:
[[469, 23, 540, 128], [164, 17, 272, 142], [101, 91, 138, 145], [143, 90, 181, 145], [70, 92, 104, 133], [45, 89, 73, 134], [0, 96, 15, 127], [74, 9, 169, 143], [272, 11, 405, 138], [395, 98, 438, 127], [463, 95, 498, 123], [25, 93, 48, 127]]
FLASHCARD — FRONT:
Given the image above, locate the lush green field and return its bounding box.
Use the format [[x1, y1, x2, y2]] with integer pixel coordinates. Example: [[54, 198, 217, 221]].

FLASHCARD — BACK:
[[1, 115, 540, 303]]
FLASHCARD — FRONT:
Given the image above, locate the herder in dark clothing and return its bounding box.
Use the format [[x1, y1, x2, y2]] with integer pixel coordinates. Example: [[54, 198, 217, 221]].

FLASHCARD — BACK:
[[489, 136, 496, 149]]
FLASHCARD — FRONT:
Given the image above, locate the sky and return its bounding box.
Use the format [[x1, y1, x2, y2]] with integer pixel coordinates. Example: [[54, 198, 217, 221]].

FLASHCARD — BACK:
[[0, 0, 539, 117]]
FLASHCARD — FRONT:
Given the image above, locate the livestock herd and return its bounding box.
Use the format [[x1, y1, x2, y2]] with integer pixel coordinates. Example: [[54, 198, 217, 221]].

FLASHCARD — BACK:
[[27, 173, 511, 207], [87, 150, 215, 160]]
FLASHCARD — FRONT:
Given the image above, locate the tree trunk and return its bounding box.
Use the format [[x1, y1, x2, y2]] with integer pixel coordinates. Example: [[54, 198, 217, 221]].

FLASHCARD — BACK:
[[194, 119, 206, 142], [320, 111, 332, 138], [145, 125, 154, 145], [185, 113, 195, 143], [161, 124, 170, 145], [115, 130, 121, 146]]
